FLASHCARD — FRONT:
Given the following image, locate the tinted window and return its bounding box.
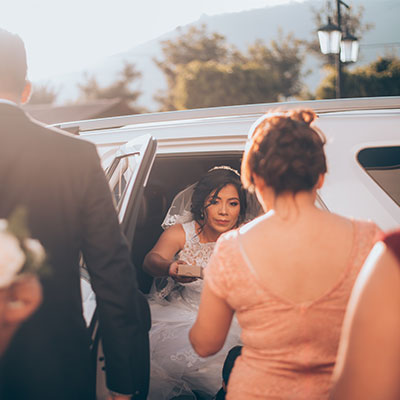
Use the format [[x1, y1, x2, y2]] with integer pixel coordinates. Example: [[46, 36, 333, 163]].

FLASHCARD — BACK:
[[81, 152, 140, 326], [107, 152, 140, 208], [358, 146, 400, 206]]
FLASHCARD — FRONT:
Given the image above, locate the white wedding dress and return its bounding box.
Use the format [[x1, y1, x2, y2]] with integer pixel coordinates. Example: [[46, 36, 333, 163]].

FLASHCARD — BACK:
[[147, 221, 242, 399]]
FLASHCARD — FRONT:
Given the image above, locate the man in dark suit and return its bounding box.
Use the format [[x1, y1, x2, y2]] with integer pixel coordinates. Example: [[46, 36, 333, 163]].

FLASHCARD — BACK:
[[0, 28, 150, 400]]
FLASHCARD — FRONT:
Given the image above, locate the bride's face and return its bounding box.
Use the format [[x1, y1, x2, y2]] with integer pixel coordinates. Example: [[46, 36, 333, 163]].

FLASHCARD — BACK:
[[204, 184, 241, 235]]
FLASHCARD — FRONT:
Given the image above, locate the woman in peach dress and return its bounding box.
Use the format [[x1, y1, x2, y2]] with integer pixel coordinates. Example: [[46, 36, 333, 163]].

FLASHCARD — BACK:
[[190, 109, 381, 399]]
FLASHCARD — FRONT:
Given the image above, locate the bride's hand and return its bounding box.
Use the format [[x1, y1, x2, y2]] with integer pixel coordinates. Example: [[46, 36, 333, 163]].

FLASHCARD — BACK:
[[169, 260, 197, 283]]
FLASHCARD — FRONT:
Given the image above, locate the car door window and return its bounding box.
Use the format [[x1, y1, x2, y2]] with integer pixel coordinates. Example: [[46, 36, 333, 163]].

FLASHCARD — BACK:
[[81, 134, 157, 327], [358, 146, 400, 207], [107, 151, 139, 208]]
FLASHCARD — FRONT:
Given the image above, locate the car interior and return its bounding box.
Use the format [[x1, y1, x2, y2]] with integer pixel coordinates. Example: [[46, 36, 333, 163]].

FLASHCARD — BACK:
[[131, 151, 249, 293]]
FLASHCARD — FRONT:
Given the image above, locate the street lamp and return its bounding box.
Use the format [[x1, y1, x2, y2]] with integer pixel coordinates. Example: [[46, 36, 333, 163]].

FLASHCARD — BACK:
[[317, 0, 359, 98], [318, 17, 341, 55], [340, 30, 359, 63]]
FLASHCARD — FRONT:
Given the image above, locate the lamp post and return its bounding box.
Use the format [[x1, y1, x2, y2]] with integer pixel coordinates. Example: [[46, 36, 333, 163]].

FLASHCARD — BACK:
[[317, 0, 359, 98]]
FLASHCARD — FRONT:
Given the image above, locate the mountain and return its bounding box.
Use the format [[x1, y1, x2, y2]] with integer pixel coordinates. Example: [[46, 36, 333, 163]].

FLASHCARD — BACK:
[[44, 0, 400, 111]]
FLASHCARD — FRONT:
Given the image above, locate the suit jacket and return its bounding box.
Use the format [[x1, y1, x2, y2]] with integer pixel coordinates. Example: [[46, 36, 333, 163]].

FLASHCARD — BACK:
[[0, 102, 150, 399]]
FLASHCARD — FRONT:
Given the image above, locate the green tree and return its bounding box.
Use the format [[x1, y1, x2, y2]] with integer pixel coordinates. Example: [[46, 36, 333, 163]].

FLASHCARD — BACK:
[[28, 83, 58, 104], [156, 25, 305, 110], [78, 62, 142, 105], [173, 61, 279, 109], [247, 31, 305, 99], [154, 24, 231, 110], [316, 56, 400, 98]]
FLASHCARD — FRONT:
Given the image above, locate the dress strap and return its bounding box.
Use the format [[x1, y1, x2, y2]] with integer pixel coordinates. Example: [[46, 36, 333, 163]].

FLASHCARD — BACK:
[[181, 221, 199, 244]]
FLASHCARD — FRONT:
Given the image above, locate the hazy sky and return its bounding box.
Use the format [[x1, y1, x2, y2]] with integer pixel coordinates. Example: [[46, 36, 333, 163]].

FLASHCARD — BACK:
[[0, 0, 307, 82]]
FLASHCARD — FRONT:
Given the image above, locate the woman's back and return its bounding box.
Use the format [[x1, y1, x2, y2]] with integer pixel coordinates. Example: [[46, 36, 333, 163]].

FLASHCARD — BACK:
[[240, 206, 355, 304], [205, 217, 380, 399]]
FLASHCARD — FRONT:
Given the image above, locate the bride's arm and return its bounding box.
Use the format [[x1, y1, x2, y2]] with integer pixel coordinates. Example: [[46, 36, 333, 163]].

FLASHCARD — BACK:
[[142, 224, 185, 277]]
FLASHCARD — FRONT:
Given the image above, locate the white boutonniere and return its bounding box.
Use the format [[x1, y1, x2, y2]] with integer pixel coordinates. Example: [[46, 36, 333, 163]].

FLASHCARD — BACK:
[[0, 207, 49, 289]]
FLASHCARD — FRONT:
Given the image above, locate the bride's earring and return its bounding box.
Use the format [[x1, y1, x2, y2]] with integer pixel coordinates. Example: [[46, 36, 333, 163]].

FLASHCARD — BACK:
[[200, 210, 205, 219]]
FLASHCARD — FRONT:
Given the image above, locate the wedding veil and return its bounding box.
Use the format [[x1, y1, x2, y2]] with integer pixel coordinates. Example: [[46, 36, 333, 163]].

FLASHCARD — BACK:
[[161, 183, 197, 230]]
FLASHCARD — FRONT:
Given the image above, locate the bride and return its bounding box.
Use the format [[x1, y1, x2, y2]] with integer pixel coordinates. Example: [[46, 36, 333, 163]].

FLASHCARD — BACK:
[[143, 166, 254, 399]]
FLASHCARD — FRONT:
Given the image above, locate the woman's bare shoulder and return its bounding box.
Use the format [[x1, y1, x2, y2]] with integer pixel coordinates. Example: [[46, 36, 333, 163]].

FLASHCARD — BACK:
[[148, 223, 187, 257], [161, 223, 186, 245]]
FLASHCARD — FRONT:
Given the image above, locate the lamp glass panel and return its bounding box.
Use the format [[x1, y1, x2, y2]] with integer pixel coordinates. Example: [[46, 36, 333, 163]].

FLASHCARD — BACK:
[[340, 40, 352, 62], [340, 39, 359, 62], [318, 30, 341, 54], [351, 41, 359, 62], [318, 31, 330, 54]]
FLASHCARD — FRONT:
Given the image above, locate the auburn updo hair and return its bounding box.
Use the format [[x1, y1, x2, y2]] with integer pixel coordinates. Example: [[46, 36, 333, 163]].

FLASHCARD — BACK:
[[241, 109, 327, 195]]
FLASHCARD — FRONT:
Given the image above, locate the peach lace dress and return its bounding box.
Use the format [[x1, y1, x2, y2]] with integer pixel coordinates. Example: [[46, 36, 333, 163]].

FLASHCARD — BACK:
[[205, 220, 380, 400]]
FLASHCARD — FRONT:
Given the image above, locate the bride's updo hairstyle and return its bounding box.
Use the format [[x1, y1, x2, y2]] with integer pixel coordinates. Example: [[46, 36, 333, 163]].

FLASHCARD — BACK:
[[191, 166, 247, 230], [241, 109, 327, 196]]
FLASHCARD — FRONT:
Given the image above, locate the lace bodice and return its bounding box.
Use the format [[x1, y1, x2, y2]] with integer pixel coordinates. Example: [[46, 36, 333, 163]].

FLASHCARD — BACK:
[[176, 220, 215, 298], [179, 221, 215, 265]]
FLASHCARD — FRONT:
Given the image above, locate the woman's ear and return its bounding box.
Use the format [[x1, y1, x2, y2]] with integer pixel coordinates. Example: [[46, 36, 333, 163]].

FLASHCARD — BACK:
[[316, 174, 325, 190], [20, 80, 32, 104], [252, 174, 270, 213], [252, 174, 266, 191]]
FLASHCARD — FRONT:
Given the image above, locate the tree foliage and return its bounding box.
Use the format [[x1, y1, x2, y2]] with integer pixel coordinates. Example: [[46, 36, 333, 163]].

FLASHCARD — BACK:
[[247, 32, 305, 99], [29, 83, 58, 104], [78, 62, 142, 105], [316, 56, 400, 98], [173, 61, 279, 109], [154, 25, 231, 110], [155, 25, 305, 110]]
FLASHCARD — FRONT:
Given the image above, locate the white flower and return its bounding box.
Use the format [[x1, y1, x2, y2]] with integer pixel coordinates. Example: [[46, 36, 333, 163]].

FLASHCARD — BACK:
[[24, 238, 46, 267], [0, 219, 7, 231], [0, 231, 26, 288]]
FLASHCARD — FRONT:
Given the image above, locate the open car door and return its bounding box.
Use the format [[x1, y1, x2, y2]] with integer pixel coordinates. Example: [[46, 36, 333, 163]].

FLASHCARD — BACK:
[[81, 134, 157, 399]]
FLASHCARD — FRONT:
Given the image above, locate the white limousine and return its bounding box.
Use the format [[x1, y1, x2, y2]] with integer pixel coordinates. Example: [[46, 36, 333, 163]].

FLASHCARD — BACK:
[[54, 96, 400, 399]]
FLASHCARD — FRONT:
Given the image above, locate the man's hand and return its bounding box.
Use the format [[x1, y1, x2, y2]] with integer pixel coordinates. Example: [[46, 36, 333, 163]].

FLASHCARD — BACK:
[[0, 274, 42, 355], [4, 274, 42, 324], [169, 260, 197, 283]]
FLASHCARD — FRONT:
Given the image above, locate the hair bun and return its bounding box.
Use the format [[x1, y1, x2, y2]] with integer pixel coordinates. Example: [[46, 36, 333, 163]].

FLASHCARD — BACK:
[[241, 108, 327, 195], [289, 109, 316, 126]]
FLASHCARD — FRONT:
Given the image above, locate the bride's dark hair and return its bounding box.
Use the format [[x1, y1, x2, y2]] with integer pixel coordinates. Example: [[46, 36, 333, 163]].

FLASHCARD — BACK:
[[191, 166, 247, 231]]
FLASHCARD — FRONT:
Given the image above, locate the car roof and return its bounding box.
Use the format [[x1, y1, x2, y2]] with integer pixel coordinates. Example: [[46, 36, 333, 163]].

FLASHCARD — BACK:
[[54, 96, 400, 134]]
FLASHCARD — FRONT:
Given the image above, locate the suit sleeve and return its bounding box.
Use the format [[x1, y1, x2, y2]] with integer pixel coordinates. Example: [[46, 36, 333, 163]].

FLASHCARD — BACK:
[[79, 144, 150, 398]]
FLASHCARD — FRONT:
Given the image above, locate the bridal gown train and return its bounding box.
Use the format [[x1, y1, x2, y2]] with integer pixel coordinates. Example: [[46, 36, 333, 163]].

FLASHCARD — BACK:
[[147, 221, 242, 400]]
